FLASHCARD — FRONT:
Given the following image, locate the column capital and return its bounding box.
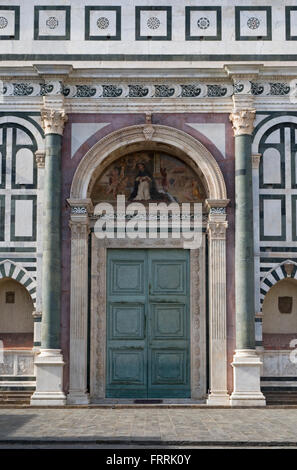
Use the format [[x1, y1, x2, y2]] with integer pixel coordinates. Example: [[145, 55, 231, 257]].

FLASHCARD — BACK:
[[41, 107, 68, 136], [229, 108, 256, 136], [207, 220, 228, 240], [35, 150, 45, 168], [252, 153, 262, 170], [69, 219, 90, 239]]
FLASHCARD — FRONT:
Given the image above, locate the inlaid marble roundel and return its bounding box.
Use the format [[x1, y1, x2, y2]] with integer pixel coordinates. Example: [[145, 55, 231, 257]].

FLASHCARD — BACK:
[[147, 17, 161, 30], [0, 17, 8, 29], [97, 17, 110, 30], [197, 17, 210, 30], [247, 17, 260, 30], [46, 16, 59, 29]]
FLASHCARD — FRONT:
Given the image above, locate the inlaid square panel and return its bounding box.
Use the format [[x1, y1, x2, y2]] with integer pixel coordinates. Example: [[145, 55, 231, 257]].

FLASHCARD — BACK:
[[85, 6, 121, 41], [110, 260, 144, 295], [110, 304, 145, 339], [0, 6, 19, 40], [260, 195, 286, 241], [34, 6, 71, 40], [151, 350, 187, 385], [151, 304, 186, 339], [151, 260, 186, 294], [136, 6, 171, 41], [109, 349, 145, 384], [286, 6, 297, 41], [11, 195, 37, 242], [185, 6, 221, 41], [235, 7, 272, 41]]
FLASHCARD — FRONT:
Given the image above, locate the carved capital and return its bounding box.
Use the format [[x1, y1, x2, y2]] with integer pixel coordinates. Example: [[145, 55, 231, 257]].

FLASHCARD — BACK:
[[229, 109, 256, 136], [69, 219, 90, 239], [35, 150, 45, 168], [252, 153, 262, 170], [207, 220, 228, 240], [41, 108, 68, 136]]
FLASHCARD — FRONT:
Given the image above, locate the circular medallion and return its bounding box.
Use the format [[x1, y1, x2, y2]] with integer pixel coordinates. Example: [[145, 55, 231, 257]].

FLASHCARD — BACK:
[[147, 17, 161, 30], [97, 17, 110, 29], [247, 17, 260, 30], [0, 17, 8, 29], [46, 16, 59, 29], [197, 17, 210, 30]]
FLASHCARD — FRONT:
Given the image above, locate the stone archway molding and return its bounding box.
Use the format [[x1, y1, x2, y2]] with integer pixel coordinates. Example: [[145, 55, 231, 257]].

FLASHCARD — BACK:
[[70, 124, 227, 201], [0, 259, 37, 308]]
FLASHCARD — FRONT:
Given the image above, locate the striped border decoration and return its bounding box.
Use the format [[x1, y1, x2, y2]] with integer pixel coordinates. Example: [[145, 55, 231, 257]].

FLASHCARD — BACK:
[[260, 259, 297, 310], [0, 259, 36, 308]]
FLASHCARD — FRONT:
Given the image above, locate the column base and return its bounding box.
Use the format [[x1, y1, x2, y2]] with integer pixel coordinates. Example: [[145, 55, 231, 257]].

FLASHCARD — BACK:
[[30, 349, 66, 406], [67, 391, 90, 405], [230, 349, 266, 407], [207, 392, 230, 406]]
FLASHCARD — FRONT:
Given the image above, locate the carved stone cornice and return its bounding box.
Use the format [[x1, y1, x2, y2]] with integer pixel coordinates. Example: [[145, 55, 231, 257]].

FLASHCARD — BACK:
[[35, 150, 45, 168], [41, 107, 68, 136], [229, 109, 256, 136]]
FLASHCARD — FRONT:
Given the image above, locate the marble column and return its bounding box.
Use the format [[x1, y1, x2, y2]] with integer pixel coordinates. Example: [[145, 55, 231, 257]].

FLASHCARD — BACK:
[[33, 151, 45, 352], [229, 109, 266, 406], [206, 201, 230, 406], [31, 107, 68, 406], [67, 199, 92, 404]]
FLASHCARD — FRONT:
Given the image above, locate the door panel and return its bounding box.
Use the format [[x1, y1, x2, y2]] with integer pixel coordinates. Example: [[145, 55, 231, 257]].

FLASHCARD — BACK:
[[106, 249, 190, 398]]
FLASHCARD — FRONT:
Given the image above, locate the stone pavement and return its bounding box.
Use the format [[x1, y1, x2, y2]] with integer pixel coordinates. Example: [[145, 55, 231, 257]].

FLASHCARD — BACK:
[[1, 407, 297, 447]]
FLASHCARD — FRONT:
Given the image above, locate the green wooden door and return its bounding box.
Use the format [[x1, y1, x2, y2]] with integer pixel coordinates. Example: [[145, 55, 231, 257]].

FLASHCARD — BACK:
[[106, 249, 190, 398]]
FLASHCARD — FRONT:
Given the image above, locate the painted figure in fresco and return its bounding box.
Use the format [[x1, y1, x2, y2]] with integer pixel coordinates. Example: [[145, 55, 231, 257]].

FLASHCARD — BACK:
[[106, 163, 128, 198], [129, 163, 161, 201]]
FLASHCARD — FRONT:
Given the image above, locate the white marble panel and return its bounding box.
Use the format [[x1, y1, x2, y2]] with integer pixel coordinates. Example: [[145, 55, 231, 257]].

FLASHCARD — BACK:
[[71, 123, 110, 158], [290, 10, 297, 36], [14, 199, 33, 237], [186, 123, 225, 158], [139, 10, 168, 37], [265, 130, 280, 144], [263, 199, 282, 237], [15, 148, 34, 185], [189, 10, 218, 37], [16, 129, 33, 146], [240, 10, 268, 37], [89, 10, 117, 37], [0, 10, 15, 37], [263, 148, 281, 184], [38, 10, 66, 37]]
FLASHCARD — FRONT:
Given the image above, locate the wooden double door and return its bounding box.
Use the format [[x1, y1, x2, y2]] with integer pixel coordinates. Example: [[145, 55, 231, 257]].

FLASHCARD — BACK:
[[106, 249, 190, 398]]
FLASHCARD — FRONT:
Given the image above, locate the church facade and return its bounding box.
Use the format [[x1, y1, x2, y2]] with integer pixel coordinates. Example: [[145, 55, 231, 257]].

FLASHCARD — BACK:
[[0, 0, 297, 406]]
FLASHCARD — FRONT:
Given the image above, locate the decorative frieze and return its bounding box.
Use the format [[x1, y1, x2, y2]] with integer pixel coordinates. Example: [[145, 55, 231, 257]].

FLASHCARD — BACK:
[[41, 108, 67, 135], [0, 80, 293, 100]]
